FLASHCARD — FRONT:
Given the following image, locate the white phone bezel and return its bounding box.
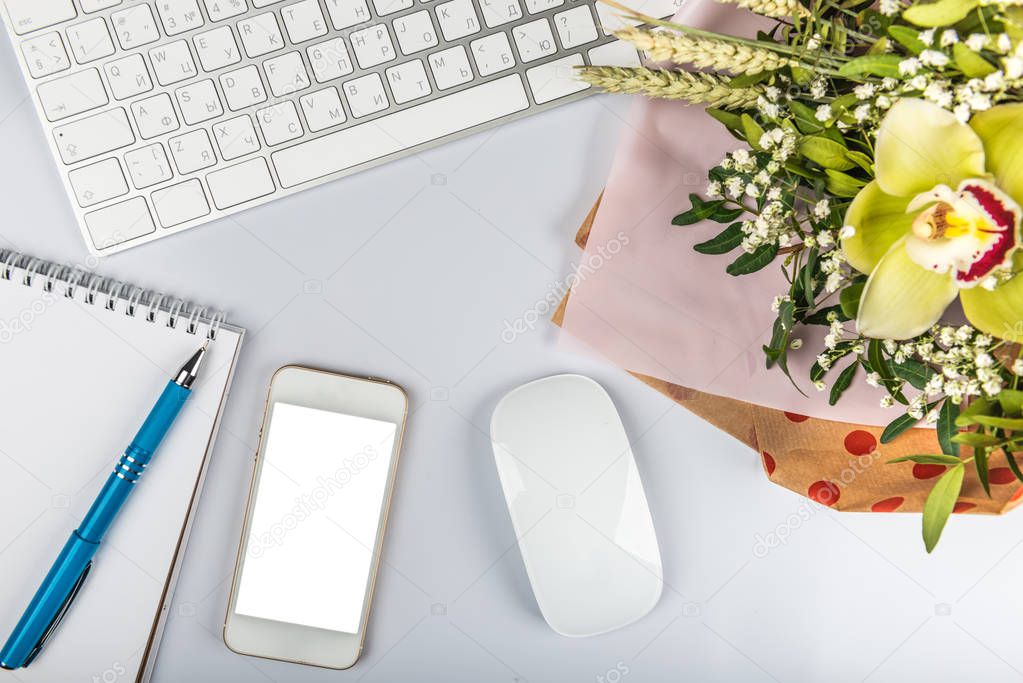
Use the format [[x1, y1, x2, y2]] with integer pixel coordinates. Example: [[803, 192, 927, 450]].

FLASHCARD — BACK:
[[223, 365, 408, 670]]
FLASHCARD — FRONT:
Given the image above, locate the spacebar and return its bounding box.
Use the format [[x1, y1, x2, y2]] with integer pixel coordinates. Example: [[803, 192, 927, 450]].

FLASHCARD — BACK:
[[271, 75, 529, 188]]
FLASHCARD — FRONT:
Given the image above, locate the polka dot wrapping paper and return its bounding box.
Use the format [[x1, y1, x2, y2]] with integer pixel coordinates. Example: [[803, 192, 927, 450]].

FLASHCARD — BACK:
[[554, 197, 1023, 515]]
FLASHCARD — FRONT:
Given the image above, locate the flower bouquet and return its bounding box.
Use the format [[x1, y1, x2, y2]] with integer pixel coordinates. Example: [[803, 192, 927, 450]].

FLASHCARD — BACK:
[[581, 0, 1023, 550]]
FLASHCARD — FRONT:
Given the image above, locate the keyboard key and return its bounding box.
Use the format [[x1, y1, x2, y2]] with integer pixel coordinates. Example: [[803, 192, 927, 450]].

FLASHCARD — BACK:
[[206, 158, 275, 209], [124, 142, 174, 189], [6, 0, 76, 36], [480, 0, 522, 28], [428, 45, 472, 90], [104, 53, 154, 100], [68, 158, 129, 207], [238, 12, 284, 57], [85, 197, 155, 249], [587, 39, 640, 67], [307, 37, 354, 82], [53, 108, 135, 163], [513, 18, 556, 62], [524, 0, 562, 12], [65, 18, 115, 63], [299, 87, 346, 131], [272, 74, 528, 187], [435, 0, 480, 40], [193, 26, 241, 71], [553, 6, 597, 48], [525, 53, 588, 103], [281, 0, 328, 43], [393, 11, 437, 55], [323, 0, 370, 29], [149, 40, 198, 85], [111, 5, 161, 49], [373, 0, 414, 16], [212, 114, 260, 159], [37, 68, 107, 121], [385, 60, 431, 104], [256, 101, 303, 145], [342, 73, 388, 118], [21, 33, 71, 78], [156, 0, 205, 36], [220, 65, 268, 110], [81, 0, 124, 13], [264, 52, 311, 97], [203, 0, 249, 21], [176, 79, 224, 124], [350, 24, 396, 69], [470, 31, 515, 76], [170, 129, 218, 173], [152, 179, 210, 226], [131, 92, 180, 138]]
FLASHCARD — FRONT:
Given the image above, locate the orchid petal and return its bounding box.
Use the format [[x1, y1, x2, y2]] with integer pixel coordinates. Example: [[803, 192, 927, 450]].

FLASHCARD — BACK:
[[970, 103, 1023, 209], [842, 180, 915, 274], [856, 237, 959, 340], [874, 99, 987, 198], [960, 257, 1023, 341]]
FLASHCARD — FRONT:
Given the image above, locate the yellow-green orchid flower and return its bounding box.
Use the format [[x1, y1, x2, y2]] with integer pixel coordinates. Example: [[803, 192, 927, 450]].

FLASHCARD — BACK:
[[841, 98, 1023, 341]]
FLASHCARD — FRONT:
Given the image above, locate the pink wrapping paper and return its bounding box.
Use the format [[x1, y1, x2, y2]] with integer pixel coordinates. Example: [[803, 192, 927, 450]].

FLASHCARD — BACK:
[[561, 0, 903, 426]]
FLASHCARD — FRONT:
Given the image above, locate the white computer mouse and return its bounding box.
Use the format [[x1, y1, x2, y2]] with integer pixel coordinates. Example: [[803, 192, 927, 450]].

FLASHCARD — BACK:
[[490, 374, 663, 637]]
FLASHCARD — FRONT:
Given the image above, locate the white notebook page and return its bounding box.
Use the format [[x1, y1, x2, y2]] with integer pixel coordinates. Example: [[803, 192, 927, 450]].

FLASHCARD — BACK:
[[0, 266, 243, 682]]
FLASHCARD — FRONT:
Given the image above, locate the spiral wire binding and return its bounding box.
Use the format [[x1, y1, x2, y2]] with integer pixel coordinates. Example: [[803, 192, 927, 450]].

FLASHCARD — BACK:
[[0, 250, 226, 340]]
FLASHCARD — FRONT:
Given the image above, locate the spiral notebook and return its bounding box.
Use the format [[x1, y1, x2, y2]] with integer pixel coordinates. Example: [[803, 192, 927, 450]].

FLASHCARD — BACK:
[[0, 252, 244, 683]]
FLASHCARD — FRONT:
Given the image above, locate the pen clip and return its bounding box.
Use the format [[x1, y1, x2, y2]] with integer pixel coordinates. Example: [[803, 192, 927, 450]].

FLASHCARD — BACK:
[[23, 561, 93, 667]]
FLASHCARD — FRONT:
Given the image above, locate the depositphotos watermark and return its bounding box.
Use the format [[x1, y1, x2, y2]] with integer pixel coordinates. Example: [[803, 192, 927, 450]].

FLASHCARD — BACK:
[[501, 231, 631, 344], [247, 445, 380, 557]]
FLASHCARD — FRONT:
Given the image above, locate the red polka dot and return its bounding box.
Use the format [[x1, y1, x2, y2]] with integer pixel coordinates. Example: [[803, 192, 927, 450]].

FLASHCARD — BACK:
[[762, 451, 776, 475], [1010, 487, 1023, 502], [808, 480, 840, 506], [844, 430, 877, 456], [953, 501, 976, 513], [913, 463, 947, 479], [871, 496, 904, 512], [784, 411, 809, 423], [989, 467, 1016, 485]]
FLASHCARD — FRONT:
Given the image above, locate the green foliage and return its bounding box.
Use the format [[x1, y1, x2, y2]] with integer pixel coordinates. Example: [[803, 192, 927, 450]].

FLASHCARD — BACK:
[[902, 0, 980, 27], [673, 194, 744, 226], [694, 222, 745, 254], [922, 464, 964, 553]]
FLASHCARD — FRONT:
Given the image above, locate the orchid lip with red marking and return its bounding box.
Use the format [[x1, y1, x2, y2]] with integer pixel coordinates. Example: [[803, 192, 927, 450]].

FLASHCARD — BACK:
[[955, 182, 1019, 285]]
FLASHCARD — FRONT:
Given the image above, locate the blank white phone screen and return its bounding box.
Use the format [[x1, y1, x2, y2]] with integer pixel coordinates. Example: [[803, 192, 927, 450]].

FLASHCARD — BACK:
[[234, 402, 398, 634]]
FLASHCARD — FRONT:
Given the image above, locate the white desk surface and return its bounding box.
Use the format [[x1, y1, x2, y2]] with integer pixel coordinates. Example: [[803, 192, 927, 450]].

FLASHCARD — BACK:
[[4, 39, 1023, 683]]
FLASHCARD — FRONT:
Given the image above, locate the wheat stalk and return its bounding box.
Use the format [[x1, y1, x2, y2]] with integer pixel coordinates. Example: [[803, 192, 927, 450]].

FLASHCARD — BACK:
[[714, 0, 810, 18], [615, 26, 797, 75], [577, 66, 763, 109]]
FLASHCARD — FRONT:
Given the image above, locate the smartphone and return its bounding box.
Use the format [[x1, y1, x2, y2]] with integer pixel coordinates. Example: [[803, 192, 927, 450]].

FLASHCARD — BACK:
[[224, 365, 408, 669]]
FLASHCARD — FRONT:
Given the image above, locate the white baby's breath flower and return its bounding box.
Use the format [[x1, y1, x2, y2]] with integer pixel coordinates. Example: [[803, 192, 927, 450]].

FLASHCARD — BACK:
[[966, 33, 987, 51], [899, 57, 921, 75], [839, 225, 856, 239], [983, 71, 1005, 91], [876, 94, 892, 109], [968, 91, 992, 111], [880, 395, 894, 408], [920, 50, 949, 68], [866, 372, 881, 388], [814, 104, 832, 122], [854, 83, 876, 100], [706, 181, 722, 198], [814, 380, 826, 392], [854, 103, 872, 122], [1006, 57, 1023, 80], [954, 102, 971, 123], [940, 29, 959, 47], [1013, 359, 1023, 375], [925, 409, 940, 425], [813, 199, 830, 219], [919, 29, 935, 46], [924, 81, 952, 107], [909, 74, 929, 91], [816, 231, 834, 249], [825, 272, 842, 293], [807, 33, 822, 51], [789, 338, 803, 350], [997, 33, 1012, 54]]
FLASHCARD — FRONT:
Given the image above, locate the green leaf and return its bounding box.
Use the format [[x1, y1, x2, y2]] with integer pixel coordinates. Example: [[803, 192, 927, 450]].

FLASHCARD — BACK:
[[741, 114, 765, 150], [881, 406, 932, 443], [673, 194, 727, 226], [955, 397, 995, 426], [846, 150, 874, 174], [937, 400, 960, 457], [705, 108, 743, 133], [804, 305, 846, 325], [727, 243, 778, 276], [830, 361, 858, 406], [1003, 449, 1023, 482], [953, 41, 996, 77], [868, 339, 907, 405], [839, 281, 864, 319], [837, 54, 904, 78], [788, 100, 824, 134], [694, 222, 744, 254], [976, 445, 991, 496], [951, 431, 1002, 446], [798, 136, 855, 171], [997, 389, 1023, 416], [903, 0, 980, 27], [972, 415, 1023, 430], [825, 169, 866, 198], [800, 248, 818, 308], [887, 25, 926, 54], [892, 359, 933, 390], [922, 464, 965, 553], [888, 453, 964, 464]]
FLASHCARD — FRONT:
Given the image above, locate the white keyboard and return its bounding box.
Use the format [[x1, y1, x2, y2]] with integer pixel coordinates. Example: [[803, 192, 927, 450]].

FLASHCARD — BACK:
[[2, 0, 679, 255]]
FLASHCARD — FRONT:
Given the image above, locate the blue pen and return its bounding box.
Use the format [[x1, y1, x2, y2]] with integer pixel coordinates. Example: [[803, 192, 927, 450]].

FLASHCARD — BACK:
[[0, 343, 209, 670]]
